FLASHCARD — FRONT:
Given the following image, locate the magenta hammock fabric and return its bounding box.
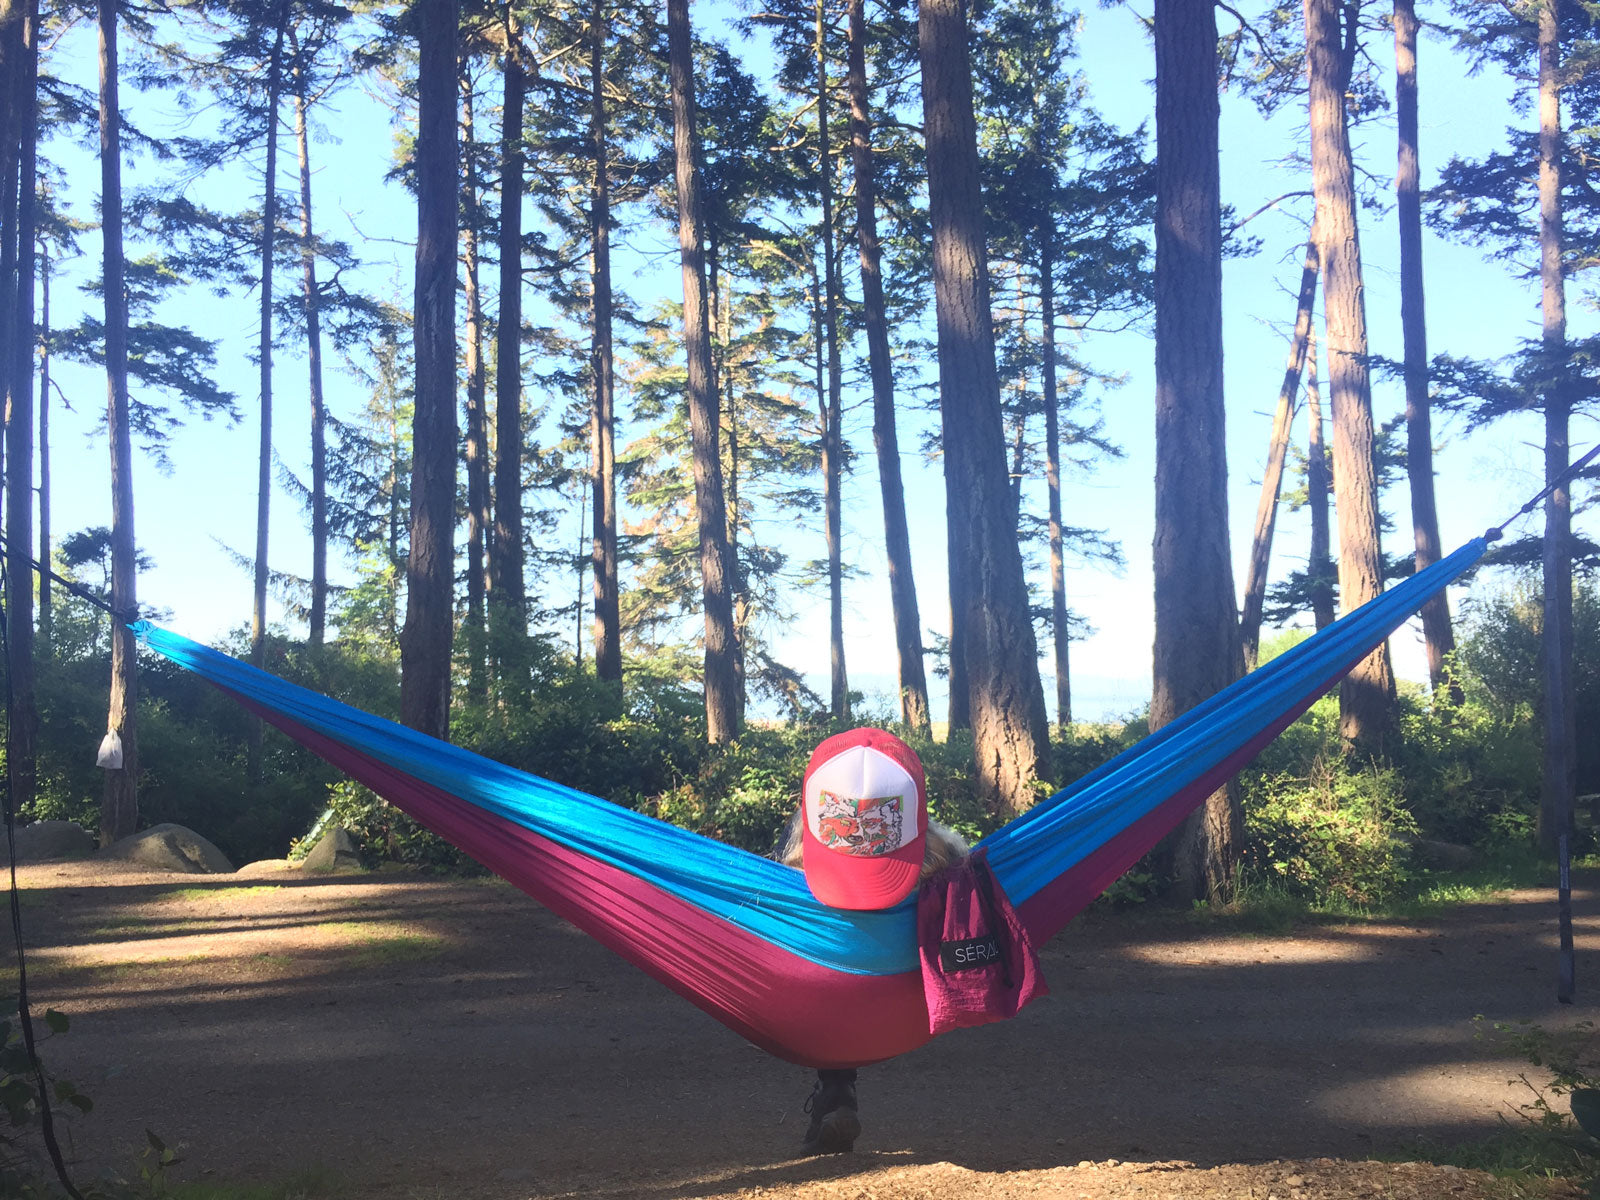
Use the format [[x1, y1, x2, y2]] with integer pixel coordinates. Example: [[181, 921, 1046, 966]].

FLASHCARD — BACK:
[[134, 535, 1486, 1067]]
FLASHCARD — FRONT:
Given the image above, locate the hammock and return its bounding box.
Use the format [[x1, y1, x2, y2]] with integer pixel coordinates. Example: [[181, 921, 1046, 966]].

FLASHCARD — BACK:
[[133, 537, 1488, 1069]]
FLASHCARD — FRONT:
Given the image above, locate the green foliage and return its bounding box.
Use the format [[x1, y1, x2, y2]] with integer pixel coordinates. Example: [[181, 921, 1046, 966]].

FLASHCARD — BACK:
[[1, 997, 92, 1198], [1241, 748, 1420, 907], [1425, 1019, 1600, 1194]]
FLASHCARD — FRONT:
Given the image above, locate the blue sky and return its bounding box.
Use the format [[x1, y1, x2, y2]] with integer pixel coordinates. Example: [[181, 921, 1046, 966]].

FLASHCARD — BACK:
[[39, 2, 1598, 722]]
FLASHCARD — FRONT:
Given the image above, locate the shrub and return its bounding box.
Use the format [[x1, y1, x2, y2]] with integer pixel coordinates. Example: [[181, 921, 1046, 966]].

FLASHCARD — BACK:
[[1241, 752, 1419, 907]]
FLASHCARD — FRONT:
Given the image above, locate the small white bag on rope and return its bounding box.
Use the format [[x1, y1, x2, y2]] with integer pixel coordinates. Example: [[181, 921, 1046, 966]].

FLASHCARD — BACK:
[[96, 730, 123, 770]]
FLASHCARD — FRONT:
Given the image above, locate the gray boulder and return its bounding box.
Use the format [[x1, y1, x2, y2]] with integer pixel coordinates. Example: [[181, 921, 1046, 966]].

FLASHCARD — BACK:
[[102, 823, 234, 874], [10, 820, 95, 862], [302, 826, 362, 873], [1408, 838, 1477, 872]]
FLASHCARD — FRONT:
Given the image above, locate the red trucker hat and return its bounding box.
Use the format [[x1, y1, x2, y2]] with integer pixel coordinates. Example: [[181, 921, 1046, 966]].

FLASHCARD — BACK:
[[799, 727, 928, 910]]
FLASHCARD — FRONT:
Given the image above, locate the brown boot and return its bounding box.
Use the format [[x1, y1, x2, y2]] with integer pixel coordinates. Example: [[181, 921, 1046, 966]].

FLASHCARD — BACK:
[[801, 1069, 860, 1154]]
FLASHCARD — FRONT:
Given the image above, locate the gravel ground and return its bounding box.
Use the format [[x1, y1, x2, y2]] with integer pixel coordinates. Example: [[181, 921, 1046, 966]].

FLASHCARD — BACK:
[[7, 857, 1597, 1200]]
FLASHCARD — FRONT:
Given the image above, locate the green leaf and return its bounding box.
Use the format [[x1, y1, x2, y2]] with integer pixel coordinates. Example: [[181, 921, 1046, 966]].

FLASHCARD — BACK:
[[68, 1092, 93, 1113], [43, 1009, 69, 1034], [146, 1129, 166, 1153], [1571, 1088, 1600, 1139]]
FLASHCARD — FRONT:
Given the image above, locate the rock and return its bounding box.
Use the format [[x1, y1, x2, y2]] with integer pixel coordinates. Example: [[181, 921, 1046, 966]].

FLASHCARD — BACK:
[[235, 858, 299, 877], [101, 823, 233, 874], [10, 820, 96, 862], [1407, 838, 1477, 871], [302, 827, 362, 874]]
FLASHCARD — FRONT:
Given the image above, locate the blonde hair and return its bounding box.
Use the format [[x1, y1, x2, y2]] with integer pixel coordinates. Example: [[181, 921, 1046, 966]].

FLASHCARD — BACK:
[[776, 809, 969, 880]]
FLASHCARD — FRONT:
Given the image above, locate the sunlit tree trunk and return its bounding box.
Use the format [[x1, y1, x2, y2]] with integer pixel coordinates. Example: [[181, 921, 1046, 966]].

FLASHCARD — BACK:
[[1152, 0, 1243, 901], [36, 240, 50, 651], [589, 0, 621, 691], [815, 0, 848, 721], [491, 12, 528, 690], [1308, 0, 1395, 753], [1041, 237, 1071, 729], [400, 0, 459, 739], [848, 0, 929, 735], [292, 38, 329, 651], [461, 75, 491, 699], [1306, 325, 1336, 630], [920, 0, 1050, 815], [1394, 0, 1455, 697], [1240, 233, 1318, 670], [1537, 0, 1576, 854], [248, 10, 287, 781], [667, 0, 739, 744], [99, 0, 138, 844]]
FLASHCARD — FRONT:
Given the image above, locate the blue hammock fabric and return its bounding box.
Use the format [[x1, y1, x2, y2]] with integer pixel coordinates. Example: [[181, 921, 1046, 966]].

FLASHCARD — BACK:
[[133, 536, 1487, 1067]]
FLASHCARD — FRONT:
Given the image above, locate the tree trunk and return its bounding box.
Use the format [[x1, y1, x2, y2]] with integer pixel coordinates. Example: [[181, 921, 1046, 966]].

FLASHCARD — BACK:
[[248, 9, 286, 781], [399, 0, 459, 740], [1537, 0, 1576, 855], [461, 72, 491, 699], [292, 40, 328, 652], [1240, 233, 1318, 670], [1307, 0, 1395, 754], [667, 0, 739, 745], [919, 0, 1050, 815], [1306, 324, 1336, 630], [721, 265, 748, 723], [1041, 236, 1070, 729], [1152, 0, 1243, 902], [847, 0, 929, 735], [589, 0, 622, 690], [99, 0, 138, 845], [37, 239, 50, 652], [815, 0, 848, 722], [5, 0, 38, 825], [1394, 0, 1456, 697], [491, 14, 528, 688], [0, 0, 20, 490]]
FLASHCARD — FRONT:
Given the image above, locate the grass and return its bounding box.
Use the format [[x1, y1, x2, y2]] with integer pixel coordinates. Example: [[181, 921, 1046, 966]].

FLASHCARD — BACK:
[[313, 921, 444, 966], [168, 1167, 341, 1200], [1151, 849, 1565, 936], [1389, 1127, 1595, 1192], [155, 886, 287, 904]]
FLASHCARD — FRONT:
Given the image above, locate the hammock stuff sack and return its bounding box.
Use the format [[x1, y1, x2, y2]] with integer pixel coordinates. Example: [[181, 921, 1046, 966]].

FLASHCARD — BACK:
[[132, 537, 1489, 1070]]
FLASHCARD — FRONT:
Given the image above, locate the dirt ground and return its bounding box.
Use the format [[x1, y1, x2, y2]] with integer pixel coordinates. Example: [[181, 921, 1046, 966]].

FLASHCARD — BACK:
[[7, 857, 1599, 1200]]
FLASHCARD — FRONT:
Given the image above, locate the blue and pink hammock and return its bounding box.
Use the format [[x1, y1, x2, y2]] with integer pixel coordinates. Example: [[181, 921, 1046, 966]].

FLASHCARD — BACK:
[[133, 538, 1488, 1069]]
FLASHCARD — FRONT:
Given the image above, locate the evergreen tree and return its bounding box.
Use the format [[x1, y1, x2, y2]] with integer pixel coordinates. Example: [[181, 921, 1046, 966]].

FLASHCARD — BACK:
[[920, 0, 1051, 816]]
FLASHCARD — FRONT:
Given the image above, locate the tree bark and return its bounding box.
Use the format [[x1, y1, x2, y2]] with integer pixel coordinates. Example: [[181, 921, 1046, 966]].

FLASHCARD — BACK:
[[1041, 236, 1070, 729], [589, 0, 622, 690], [491, 12, 528, 688], [36, 240, 50, 651], [1537, 0, 1576, 854], [292, 40, 329, 651], [919, 0, 1050, 815], [248, 8, 286, 781], [461, 70, 491, 698], [5, 0, 38, 826], [848, 0, 929, 735], [1152, 0, 1243, 902], [399, 0, 459, 740], [99, 0, 138, 845], [1306, 324, 1336, 629], [1240, 233, 1318, 670], [667, 0, 739, 744], [1307, 0, 1395, 754], [816, 0, 849, 721], [1394, 0, 1455, 697]]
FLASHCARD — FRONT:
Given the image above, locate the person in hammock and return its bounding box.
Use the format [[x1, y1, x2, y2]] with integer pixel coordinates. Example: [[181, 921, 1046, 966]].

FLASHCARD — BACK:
[[776, 727, 970, 1156]]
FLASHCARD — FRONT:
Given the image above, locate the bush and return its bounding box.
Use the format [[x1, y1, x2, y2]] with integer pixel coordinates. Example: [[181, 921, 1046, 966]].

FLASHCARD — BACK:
[[1240, 751, 1420, 907]]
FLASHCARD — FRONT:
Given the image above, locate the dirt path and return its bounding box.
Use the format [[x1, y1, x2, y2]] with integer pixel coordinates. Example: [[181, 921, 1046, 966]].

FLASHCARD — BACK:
[[8, 859, 1597, 1199]]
